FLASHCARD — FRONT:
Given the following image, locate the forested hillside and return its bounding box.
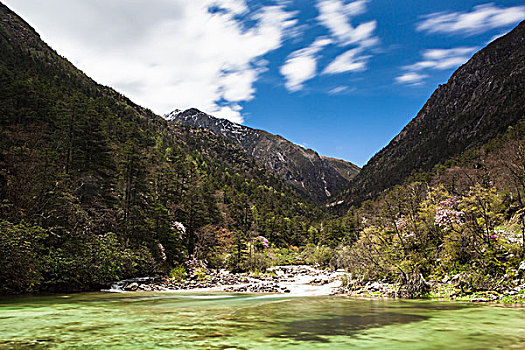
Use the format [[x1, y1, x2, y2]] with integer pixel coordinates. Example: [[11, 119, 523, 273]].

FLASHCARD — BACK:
[[335, 121, 524, 298], [0, 3, 339, 294]]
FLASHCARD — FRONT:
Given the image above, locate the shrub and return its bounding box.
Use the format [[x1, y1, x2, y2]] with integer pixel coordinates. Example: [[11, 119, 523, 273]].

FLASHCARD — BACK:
[[42, 233, 158, 291], [169, 265, 187, 281], [0, 219, 159, 294], [301, 244, 334, 268], [0, 220, 47, 294]]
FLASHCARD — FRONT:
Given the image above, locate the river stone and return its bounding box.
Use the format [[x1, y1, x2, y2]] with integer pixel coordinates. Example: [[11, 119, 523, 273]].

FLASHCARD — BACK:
[[126, 282, 139, 291], [471, 297, 489, 303]]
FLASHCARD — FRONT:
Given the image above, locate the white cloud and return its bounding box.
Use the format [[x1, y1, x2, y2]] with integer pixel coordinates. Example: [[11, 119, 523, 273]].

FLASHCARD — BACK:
[[280, 0, 377, 92], [210, 104, 244, 123], [417, 3, 525, 35], [313, 0, 378, 79], [280, 38, 332, 92], [323, 48, 369, 74], [403, 47, 477, 71], [316, 0, 378, 47], [208, 0, 248, 15], [3, 0, 297, 123], [328, 86, 354, 94], [422, 47, 477, 60], [397, 46, 477, 86], [395, 72, 428, 85], [220, 69, 258, 103], [280, 55, 318, 92]]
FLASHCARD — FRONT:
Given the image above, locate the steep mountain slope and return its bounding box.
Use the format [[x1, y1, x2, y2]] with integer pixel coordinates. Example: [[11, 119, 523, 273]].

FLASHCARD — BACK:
[[167, 108, 360, 203], [340, 20, 525, 206], [0, 2, 327, 293]]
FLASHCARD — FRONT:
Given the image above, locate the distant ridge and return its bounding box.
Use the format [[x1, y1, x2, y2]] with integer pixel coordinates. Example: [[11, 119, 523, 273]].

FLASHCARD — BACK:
[[167, 108, 360, 203]]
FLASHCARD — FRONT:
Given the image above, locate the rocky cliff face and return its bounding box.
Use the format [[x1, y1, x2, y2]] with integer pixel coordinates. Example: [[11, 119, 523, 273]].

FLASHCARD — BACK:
[[167, 108, 360, 203], [339, 20, 525, 205]]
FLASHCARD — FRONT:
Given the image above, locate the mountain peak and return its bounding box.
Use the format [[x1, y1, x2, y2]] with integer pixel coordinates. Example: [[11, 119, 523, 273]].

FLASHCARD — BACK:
[[165, 109, 182, 120], [168, 108, 360, 202]]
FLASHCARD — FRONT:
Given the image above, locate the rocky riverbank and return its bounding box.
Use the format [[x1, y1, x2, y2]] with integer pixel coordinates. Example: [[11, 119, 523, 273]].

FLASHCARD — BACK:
[[105, 265, 343, 296], [335, 274, 525, 303], [103, 266, 525, 303]]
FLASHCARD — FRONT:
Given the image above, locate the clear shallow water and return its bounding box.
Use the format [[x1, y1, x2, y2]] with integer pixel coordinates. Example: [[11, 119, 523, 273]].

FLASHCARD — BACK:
[[0, 293, 524, 349]]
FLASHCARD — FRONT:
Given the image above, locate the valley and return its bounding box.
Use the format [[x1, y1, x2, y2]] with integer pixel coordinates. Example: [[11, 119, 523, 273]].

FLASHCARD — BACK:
[[1, 1, 524, 348]]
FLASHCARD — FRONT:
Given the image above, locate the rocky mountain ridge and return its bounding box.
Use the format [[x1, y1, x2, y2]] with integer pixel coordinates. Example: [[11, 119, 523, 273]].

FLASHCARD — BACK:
[[167, 108, 360, 203], [338, 20, 525, 206]]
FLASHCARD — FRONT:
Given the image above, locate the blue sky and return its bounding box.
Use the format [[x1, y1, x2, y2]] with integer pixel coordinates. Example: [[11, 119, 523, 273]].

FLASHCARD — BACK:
[[4, 0, 525, 166]]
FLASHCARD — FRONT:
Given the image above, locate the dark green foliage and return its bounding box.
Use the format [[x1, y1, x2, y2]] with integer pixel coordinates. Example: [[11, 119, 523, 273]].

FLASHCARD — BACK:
[[42, 232, 157, 292], [0, 220, 155, 293], [0, 4, 333, 293], [0, 220, 47, 294]]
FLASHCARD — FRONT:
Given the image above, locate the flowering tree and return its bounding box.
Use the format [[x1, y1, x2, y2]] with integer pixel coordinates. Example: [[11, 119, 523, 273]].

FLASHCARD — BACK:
[[254, 236, 269, 251], [434, 196, 464, 228]]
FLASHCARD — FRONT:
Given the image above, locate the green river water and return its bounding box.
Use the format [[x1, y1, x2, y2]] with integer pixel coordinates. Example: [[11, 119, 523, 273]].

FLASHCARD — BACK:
[[0, 292, 523, 349]]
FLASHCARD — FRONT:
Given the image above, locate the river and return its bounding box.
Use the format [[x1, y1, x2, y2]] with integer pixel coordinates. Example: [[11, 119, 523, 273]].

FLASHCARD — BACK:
[[0, 292, 524, 349]]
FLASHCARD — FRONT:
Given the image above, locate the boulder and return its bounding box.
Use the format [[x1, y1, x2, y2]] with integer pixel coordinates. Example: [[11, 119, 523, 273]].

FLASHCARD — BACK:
[[125, 282, 139, 291]]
